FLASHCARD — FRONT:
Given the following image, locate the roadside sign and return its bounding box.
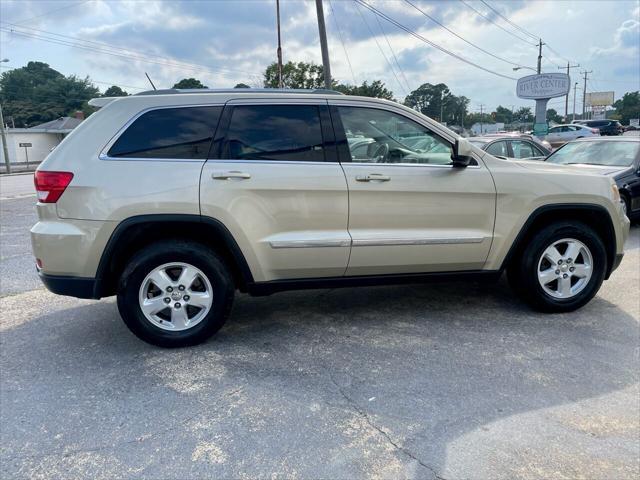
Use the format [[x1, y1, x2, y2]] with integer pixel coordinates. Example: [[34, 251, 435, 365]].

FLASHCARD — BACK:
[[585, 91, 614, 107], [516, 73, 570, 100], [19, 142, 32, 147], [533, 123, 549, 137]]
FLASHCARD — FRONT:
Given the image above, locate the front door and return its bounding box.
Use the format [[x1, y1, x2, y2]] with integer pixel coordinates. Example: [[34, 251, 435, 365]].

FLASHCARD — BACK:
[[199, 100, 350, 282], [330, 103, 496, 276]]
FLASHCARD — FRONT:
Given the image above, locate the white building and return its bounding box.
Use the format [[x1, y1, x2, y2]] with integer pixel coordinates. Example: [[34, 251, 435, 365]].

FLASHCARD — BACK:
[[1, 116, 83, 172], [470, 122, 505, 136]]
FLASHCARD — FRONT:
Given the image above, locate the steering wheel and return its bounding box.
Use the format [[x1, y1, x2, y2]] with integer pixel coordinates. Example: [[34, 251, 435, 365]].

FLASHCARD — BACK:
[[371, 143, 389, 163]]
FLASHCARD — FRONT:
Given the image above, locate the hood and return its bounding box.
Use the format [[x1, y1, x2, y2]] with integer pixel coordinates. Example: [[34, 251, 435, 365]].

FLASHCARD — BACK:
[[515, 160, 631, 177]]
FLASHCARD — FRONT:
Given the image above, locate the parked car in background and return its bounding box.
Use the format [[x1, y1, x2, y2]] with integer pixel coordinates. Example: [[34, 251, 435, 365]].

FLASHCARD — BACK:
[[545, 124, 599, 147], [469, 135, 552, 160], [573, 119, 624, 136], [545, 137, 640, 220]]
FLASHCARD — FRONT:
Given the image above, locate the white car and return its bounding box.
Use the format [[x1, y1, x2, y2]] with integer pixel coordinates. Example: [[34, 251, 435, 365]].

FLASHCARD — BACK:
[[545, 124, 599, 147]]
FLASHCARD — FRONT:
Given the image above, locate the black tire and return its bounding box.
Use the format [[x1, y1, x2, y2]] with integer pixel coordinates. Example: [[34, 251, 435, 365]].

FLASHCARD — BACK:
[[117, 241, 234, 347], [507, 221, 607, 313]]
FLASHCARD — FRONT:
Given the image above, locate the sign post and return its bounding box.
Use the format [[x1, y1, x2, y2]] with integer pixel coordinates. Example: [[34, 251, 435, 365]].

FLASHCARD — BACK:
[[517, 73, 571, 138], [19, 142, 32, 169]]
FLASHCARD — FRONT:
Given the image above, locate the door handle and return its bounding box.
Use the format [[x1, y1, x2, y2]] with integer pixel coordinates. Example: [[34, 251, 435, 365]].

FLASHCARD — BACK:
[[355, 174, 391, 182], [212, 171, 251, 180]]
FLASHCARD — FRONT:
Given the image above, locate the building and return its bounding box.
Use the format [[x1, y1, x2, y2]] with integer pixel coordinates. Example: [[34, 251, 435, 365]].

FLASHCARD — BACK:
[[1, 114, 83, 172], [470, 122, 505, 136]]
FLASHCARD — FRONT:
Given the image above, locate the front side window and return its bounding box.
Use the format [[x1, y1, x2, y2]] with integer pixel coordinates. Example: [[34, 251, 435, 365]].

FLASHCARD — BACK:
[[337, 106, 452, 165], [486, 141, 508, 157], [108, 106, 222, 159], [511, 140, 537, 159], [223, 105, 325, 162]]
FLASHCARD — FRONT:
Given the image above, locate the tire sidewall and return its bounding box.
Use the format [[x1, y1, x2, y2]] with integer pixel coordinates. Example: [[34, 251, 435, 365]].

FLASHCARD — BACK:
[[520, 223, 606, 312], [117, 242, 234, 347]]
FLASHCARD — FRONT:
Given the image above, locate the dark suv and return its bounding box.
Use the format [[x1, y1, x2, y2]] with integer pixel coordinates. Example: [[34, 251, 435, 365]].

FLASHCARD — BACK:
[[573, 119, 624, 136]]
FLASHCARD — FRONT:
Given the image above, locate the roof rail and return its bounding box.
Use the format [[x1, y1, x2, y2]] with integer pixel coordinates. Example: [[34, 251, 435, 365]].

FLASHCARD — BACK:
[[133, 88, 344, 96]]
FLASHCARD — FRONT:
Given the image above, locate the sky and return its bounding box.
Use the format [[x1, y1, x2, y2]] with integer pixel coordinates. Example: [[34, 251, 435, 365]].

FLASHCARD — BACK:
[[1, 0, 639, 115]]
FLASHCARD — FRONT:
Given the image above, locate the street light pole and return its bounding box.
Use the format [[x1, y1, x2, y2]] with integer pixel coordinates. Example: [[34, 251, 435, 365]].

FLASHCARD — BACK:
[[581, 70, 592, 119], [315, 0, 332, 90], [559, 61, 580, 120], [572, 82, 578, 122]]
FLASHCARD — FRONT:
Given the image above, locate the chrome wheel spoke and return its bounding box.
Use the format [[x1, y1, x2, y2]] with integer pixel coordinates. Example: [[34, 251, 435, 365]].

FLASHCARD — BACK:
[[572, 264, 591, 278], [178, 266, 199, 290], [141, 296, 167, 316], [187, 291, 211, 309], [538, 268, 557, 285], [543, 246, 562, 265], [170, 306, 189, 329], [558, 276, 572, 297], [564, 241, 581, 262], [148, 269, 173, 291]]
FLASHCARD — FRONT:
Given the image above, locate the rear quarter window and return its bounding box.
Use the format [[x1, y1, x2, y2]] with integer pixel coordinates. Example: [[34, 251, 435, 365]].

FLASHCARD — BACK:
[[107, 106, 222, 159]]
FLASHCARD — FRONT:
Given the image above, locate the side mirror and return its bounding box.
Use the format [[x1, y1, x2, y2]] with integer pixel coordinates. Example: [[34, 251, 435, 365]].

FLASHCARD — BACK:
[[451, 138, 473, 168]]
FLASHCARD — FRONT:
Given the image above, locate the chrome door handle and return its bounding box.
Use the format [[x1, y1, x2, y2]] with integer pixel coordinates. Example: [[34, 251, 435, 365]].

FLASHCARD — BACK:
[[355, 174, 391, 182], [212, 171, 251, 180]]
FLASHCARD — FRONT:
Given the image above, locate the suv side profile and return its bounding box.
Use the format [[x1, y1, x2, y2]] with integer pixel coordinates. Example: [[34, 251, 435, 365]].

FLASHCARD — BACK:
[[31, 89, 630, 347], [573, 119, 624, 136]]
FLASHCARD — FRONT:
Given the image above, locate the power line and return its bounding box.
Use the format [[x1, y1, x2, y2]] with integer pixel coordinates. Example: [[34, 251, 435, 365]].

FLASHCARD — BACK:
[[458, 0, 536, 46], [354, 1, 408, 95], [355, 0, 517, 81], [328, 0, 357, 85], [479, 0, 538, 41], [0, 22, 261, 80], [372, 9, 412, 92], [404, 0, 534, 70], [7, 0, 91, 26]]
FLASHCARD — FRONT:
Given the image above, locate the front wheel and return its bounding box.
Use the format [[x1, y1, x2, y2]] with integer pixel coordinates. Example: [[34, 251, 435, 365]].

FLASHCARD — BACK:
[[508, 221, 607, 312], [117, 241, 234, 347]]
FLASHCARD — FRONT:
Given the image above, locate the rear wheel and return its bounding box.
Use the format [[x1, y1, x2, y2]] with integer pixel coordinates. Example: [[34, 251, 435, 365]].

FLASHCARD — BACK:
[[117, 241, 234, 347], [508, 221, 606, 312]]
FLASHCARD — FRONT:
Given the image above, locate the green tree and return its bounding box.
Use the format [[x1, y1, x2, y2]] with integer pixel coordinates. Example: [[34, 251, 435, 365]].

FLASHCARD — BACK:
[[334, 80, 394, 100], [172, 78, 208, 89], [264, 61, 326, 89], [494, 105, 514, 124], [103, 85, 128, 97], [0, 61, 99, 127], [546, 108, 562, 124], [514, 107, 534, 123], [613, 91, 640, 125], [404, 83, 468, 125], [234, 83, 250, 89]]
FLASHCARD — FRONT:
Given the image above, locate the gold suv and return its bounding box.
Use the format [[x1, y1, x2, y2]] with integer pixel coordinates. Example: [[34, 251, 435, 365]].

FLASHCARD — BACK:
[[31, 89, 630, 347]]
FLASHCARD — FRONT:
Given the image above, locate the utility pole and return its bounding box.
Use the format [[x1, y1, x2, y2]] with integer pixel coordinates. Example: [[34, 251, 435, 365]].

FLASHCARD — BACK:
[[581, 70, 592, 118], [0, 103, 10, 174], [479, 104, 485, 134], [276, 0, 283, 88], [572, 82, 578, 122], [440, 90, 444, 123], [559, 61, 580, 120], [315, 0, 332, 90], [537, 39, 544, 74]]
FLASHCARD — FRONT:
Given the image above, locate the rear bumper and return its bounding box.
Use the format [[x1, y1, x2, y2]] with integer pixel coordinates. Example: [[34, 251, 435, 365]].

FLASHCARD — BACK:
[[39, 271, 98, 299]]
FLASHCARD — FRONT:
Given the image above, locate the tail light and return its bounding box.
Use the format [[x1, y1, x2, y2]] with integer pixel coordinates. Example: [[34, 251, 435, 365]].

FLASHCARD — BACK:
[[34, 171, 74, 203]]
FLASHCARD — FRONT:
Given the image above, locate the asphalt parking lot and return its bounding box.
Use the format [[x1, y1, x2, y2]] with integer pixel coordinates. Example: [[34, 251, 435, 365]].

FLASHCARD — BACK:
[[1, 173, 639, 479]]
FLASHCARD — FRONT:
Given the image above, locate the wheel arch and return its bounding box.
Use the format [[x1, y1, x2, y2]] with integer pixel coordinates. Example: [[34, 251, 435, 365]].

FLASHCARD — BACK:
[[94, 214, 254, 298], [501, 204, 618, 279]]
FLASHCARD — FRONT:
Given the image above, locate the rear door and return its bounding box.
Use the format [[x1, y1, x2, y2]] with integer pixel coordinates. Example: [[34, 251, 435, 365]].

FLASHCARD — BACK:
[[199, 99, 350, 282], [330, 101, 496, 276]]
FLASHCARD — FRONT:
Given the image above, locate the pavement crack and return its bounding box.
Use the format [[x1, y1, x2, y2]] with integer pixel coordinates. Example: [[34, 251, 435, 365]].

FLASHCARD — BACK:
[[326, 371, 447, 480]]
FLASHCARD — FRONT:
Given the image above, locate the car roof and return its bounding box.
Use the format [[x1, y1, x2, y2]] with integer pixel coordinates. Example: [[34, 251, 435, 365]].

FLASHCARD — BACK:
[[573, 136, 640, 142]]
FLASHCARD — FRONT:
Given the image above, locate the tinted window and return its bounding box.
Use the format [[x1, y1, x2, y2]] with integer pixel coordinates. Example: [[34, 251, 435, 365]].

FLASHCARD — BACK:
[[223, 105, 325, 162], [337, 106, 453, 165], [108, 106, 222, 159], [486, 141, 508, 157]]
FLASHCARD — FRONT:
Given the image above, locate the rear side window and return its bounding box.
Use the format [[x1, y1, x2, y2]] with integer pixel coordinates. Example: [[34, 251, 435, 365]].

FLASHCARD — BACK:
[[223, 105, 325, 162], [108, 106, 222, 159], [486, 141, 508, 157]]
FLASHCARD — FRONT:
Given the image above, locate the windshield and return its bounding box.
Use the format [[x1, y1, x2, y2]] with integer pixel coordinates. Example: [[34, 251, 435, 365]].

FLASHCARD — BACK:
[[546, 141, 639, 167]]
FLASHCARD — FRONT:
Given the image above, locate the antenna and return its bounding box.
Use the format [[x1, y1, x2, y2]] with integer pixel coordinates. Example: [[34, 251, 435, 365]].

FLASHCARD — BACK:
[[145, 72, 157, 90]]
